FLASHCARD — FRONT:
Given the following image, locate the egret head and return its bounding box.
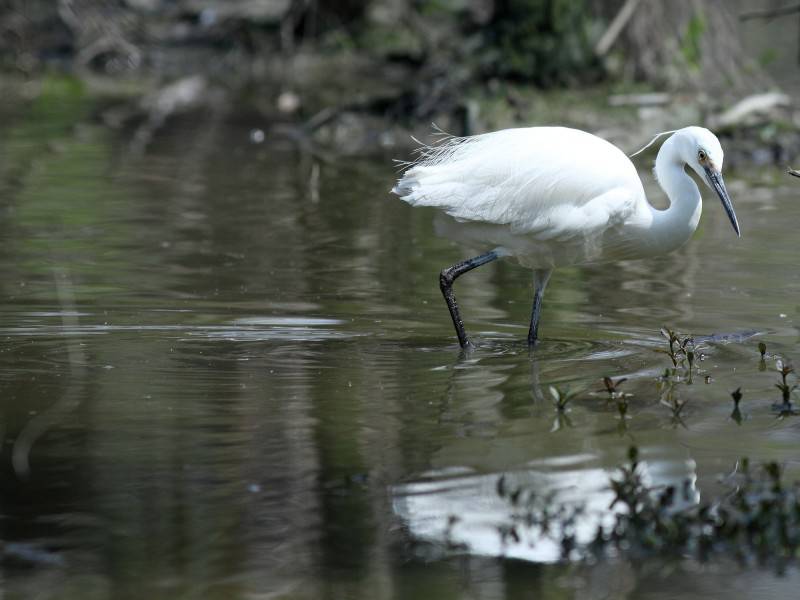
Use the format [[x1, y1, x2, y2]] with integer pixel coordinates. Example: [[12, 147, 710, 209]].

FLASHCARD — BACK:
[[679, 127, 740, 237]]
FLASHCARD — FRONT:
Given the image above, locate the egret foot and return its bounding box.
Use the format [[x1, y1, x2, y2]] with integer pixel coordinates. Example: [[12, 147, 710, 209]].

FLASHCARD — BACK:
[[439, 250, 499, 348]]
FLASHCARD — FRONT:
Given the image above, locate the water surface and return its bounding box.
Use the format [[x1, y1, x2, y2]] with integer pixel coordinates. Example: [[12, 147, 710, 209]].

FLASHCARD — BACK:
[[1, 91, 800, 598]]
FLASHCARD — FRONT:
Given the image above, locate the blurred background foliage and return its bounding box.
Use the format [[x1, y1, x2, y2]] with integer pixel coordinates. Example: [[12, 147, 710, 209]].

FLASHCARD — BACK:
[[0, 1, 767, 88], [0, 1, 797, 159], [481, 0, 599, 85]]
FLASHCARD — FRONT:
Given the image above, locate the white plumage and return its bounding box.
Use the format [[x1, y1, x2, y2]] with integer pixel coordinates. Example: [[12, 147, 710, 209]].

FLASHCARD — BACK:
[[396, 127, 639, 237], [392, 126, 740, 348]]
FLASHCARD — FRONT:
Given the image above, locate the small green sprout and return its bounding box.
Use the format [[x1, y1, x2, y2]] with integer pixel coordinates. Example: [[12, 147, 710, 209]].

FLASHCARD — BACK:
[[549, 385, 576, 411], [758, 342, 768, 371], [730, 388, 743, 424], [657, 327, 694, 371], [601, 376, 627, 397], [599, 376, 632, 432], [658, 327, 681, 367], [775, 359, 796, 405], [770, 359, 799, 416], [600, 376, 633, 403]]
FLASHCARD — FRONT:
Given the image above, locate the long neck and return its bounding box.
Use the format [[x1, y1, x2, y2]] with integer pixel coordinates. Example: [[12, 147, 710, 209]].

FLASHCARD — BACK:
[[643, 137, 702, 255]]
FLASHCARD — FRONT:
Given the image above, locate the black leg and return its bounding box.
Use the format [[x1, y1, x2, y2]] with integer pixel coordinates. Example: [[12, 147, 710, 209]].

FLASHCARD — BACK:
[[439, 251, 498, 348], [527, 269, 552, 346], [527, 288, 545, 345]]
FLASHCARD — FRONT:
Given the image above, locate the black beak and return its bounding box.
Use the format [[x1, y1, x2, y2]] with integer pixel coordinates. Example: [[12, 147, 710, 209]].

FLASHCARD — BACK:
[[703, 165, 740, 237]]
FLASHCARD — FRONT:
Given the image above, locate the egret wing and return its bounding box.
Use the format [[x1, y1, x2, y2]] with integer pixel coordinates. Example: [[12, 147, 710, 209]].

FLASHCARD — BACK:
[[393, 127, 644, 240]]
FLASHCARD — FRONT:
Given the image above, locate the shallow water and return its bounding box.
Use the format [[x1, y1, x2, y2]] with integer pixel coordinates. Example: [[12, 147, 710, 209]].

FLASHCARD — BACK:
[[1, 90, 800, 598]]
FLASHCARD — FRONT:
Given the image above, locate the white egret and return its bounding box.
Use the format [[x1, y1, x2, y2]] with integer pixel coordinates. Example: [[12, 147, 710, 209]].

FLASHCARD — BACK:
[[392, 126, 740, 348]]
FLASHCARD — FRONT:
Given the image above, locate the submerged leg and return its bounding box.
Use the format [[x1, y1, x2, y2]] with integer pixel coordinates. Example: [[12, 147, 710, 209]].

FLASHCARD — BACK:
[[527, 268, 553, 346], [439, 250, 499, 348]]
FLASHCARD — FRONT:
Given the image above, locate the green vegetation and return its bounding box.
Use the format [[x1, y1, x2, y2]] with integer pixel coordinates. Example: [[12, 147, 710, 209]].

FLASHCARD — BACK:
[[480, 0, 599, 85], [680, 12, 706, 71], [494, 445, 800, 570]]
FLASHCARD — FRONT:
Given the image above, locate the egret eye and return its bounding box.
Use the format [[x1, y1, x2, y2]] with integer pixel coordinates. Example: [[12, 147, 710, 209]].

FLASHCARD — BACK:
[[698, 150, 707, 162]]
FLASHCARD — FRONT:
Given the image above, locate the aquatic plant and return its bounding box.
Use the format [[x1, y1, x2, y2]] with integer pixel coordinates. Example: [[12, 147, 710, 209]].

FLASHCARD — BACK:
[[772, 359, 798, 416], [491, 447, 800, 571], [549, 385, 576, 411], [651, 326, 728, 423], [759, 342, 768, 371], [547, 386, 578, 431], [598, 375, 630, 404], [600, 376, 627, 399], [598, 376, 632, 432], [730, 387, 743, 424], [657, 327, 694, 370], [597, 449, 800, 568], [774, 359, 796, 403]]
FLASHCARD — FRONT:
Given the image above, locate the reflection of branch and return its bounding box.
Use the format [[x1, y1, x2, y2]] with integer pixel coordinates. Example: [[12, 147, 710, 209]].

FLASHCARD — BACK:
[[12, 268, 86, 478], [740, 4, 800, 20]]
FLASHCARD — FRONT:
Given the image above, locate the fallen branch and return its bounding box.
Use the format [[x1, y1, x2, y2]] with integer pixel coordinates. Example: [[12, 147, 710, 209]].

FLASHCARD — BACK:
[[608, 92, 671, 107], [709, 91, 791, 129], [740, 4, 800, 21], [595, 0, 642, 57]]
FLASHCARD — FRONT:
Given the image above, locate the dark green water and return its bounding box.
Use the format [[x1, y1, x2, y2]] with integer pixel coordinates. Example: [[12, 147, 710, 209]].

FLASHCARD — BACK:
[[1, 83, 800, 598]]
